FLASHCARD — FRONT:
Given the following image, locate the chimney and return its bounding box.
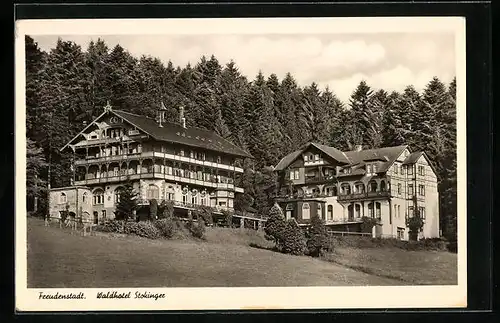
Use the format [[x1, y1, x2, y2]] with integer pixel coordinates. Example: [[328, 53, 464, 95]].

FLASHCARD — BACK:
[[355, 145, 363, 152], [179, 106, 186, 128], [158, 102, 167, 128]]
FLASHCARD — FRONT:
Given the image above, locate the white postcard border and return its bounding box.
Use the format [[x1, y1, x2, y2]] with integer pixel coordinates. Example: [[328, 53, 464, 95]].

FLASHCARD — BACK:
[[15, 17, 467, 311]]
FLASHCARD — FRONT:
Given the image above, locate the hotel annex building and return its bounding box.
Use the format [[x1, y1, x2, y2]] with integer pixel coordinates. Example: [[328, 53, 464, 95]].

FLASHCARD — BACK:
[[272, 142, 440, 240]]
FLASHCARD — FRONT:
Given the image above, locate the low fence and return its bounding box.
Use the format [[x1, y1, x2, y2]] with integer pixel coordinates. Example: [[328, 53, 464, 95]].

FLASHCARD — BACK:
[[45, 216, 96, 236]]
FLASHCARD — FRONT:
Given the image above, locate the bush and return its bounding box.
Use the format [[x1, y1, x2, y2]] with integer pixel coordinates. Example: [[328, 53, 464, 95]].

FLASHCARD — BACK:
[[282, 219, 306, 256], [264, 204, 287, 250], [149, 199, 158, 220], [306, 215, 328, 257], [331, 235, 450, 251], [125, 221, 161, 239], [221, 209, 233, 227], [194, 206, 213, 226], [187, 219, 206, 239], [96, 220, 126, 234], [154, 218, 175, 239], [360, 216, 378, 233], [158, 200, 175, 219]]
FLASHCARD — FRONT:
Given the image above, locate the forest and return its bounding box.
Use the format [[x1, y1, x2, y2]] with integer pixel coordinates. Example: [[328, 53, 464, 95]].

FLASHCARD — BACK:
[[24, 35, 457, 241]]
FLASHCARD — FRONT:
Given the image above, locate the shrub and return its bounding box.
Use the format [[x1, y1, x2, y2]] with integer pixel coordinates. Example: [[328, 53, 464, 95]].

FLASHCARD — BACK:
[[360, 216, 378, 233], [158, 200, 174, 219], [153, 218, 175, 239], [187, 218, 206, 239], [97, 220, 126, 234], [264, 204, 287, 250], [194, 206, 213, 226], [221, 209, 233, 227], [306, 214, 329, 257], [125, 221, 161, 239], [282, 219, 306, 256], [149, 199, 158, 220]]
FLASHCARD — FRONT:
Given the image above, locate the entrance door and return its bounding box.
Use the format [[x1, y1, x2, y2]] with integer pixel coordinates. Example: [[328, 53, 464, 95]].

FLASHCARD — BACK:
[[93, 211, 99, 224], [347, 204, 354, 221]]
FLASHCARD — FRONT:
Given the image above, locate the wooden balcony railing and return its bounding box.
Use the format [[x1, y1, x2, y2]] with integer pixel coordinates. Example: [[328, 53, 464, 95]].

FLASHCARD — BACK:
[[337, 191, 390, 202]]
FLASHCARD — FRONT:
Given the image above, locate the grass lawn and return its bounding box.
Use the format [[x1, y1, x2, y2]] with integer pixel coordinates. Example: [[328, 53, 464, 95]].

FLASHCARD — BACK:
[[27, 218, 401, 288], [325, 246, 457, 285]]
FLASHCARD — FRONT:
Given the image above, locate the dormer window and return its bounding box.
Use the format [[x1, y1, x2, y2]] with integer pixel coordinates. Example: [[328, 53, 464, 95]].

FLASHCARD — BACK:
[[314, 154, 319, 161]]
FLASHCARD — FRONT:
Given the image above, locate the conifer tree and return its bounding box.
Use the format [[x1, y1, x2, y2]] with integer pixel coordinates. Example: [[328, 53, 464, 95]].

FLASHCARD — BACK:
[[306, 214, 328, 257], [115, 182, 138, 220], [264, 203, 286, 250]]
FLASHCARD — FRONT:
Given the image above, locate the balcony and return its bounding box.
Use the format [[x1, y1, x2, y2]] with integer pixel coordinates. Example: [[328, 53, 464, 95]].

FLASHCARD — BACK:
[[74, 152, 244, 173], [74, 171, 244, 193], [337, 191, 390, 202], [304, 175, 336, 184]]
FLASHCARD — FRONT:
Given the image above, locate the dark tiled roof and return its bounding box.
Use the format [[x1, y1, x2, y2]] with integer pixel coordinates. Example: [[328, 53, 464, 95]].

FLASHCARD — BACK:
[[113, 110, 252, 158], [275, 143, 408, 174], [274, 142, 349, 171], [274, 149, 303, 171], [402, 151, 424, 165], [311, 143, 350, 164]]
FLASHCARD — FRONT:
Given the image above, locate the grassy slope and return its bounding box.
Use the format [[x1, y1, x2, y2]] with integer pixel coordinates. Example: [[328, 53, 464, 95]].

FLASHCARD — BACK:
[[27, 218, 400, 288], [325, 247, 457, 285]]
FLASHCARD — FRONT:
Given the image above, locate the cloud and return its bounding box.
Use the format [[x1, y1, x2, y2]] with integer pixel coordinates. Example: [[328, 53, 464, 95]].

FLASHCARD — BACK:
[[31, 33, 455, 103]]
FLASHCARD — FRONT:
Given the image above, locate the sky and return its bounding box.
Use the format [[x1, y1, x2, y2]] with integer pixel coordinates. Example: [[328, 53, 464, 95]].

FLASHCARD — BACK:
[[32, 33, 456, 103]]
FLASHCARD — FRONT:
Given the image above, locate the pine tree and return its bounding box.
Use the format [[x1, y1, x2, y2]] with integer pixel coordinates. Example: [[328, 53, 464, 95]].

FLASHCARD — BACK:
[[348, 80, 379, 149], [306, 214, 328, 257], [115, 182, 138, 220], [26, 138, 48, 213], [381, 91, 405, 146], [282, 219, 306, 255], [264, 203, 286, 250]]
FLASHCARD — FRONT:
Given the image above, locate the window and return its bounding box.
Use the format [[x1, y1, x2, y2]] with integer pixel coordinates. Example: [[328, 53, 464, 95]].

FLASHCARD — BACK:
[[418, 165, 425, 176], [418, 184, 425, 196], [302, 203, 310, 220], [82, 192, 88, 204], [408, 184, 414, 196], [93, 189, 104, 205], [397, 227, 404, 240], [380, 181, 386, 191], [398, 205, 401, 218], [166, 186, 175, 201], [419, 207, 426, 220], [375, 202, 381, 219], [190, 151, 194, 158], [290, 169, 299, 180], [394, 165, 398, 174], [366, 165, 372, 174], [408, 206, 414, 218], [341, 184, 351, 195], [113, 167, 119, 177], [146, 184, 159, 200], [368, 202, 374, 218], [400, 165, 405, 175], [59, 193, 67, 204], [327, 205, 333, 221], [286, 204, 293, 220], [314, 154, 319, 161], [407, 165, 414, 175], [373, 164, 378, 173], [114, 187, 124, 204], [317, 203, 322, 218], [355, 183, 365, 193], [355, 204, 361, 218], [369, 181, 378, 192], [397, 183, 402, 194]]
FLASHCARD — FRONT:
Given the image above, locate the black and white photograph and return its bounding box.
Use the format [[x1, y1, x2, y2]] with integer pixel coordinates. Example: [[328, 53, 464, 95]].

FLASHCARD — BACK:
[[15, 17, 467, 311]]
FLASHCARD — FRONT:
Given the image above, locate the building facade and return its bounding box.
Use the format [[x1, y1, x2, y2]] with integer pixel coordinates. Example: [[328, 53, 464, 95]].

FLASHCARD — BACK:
[[48, 103, 253, 224], [272, 142, 440, 240]]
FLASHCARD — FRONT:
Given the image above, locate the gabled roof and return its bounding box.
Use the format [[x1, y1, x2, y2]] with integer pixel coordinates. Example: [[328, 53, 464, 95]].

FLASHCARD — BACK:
[[273, 142, 350, 171], [62, 109, 252, 158], [402, 151, 424, 165], [274, 143, 409, 174]]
